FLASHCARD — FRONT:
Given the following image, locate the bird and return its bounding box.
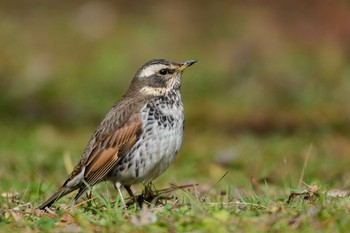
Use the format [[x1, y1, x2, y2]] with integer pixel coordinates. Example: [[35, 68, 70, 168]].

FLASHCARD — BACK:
[[38, 58, 197, 210]]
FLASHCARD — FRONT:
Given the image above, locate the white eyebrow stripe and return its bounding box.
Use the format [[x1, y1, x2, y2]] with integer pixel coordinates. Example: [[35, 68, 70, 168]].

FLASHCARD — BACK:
[[139, 64, 168, 77]]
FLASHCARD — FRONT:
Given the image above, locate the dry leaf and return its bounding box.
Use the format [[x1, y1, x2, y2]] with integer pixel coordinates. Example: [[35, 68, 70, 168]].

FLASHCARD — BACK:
[[61, 213, 76, 224], [326, 189, 350, 198], [1, 192, 19, 199], [9, 210, 21, 222]]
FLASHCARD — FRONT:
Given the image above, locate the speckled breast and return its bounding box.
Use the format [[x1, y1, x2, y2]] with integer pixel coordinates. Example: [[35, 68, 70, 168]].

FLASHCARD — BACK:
[[109, 91, 184, 185]]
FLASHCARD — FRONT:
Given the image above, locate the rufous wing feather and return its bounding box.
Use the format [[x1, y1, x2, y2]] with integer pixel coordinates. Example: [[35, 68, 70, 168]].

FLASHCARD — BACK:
[[39, 98, 148, 210], [69, 113, 143, 201]]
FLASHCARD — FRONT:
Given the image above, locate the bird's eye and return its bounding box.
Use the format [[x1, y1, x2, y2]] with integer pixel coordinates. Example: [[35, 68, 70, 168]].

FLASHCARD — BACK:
[[159, 69, 167, 75]]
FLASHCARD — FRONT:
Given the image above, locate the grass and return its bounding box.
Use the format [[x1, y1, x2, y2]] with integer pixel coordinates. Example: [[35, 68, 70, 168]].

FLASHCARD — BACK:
[[1, 124, 350, 232], [1, 1, 350, 232], [2, 176, 350, 232]]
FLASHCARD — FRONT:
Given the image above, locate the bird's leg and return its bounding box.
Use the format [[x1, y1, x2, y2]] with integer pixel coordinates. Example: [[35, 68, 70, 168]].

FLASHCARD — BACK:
[[114, 182, 126, 209], [124, 185, 138, 205], [124, 185, 135, 198]]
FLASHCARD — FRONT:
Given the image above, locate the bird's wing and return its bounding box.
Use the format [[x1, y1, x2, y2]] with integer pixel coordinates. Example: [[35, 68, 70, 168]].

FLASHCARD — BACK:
[[63, 99, 146, 189], [83, 112, 142, 186], [39, 99, 147, 209]]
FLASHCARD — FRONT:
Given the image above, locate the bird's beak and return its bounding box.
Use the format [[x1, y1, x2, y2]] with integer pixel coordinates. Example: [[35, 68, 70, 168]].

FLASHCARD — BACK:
[[177, 60, 197, 72]]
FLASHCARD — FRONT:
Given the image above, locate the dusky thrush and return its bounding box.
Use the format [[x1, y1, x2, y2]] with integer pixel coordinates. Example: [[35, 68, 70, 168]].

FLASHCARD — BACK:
[[39, 59, 196, 210]]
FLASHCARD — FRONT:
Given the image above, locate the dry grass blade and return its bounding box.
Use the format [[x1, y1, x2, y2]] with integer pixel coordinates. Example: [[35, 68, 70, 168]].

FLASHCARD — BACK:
[[124, 183, 199, 206], [124, 183, 199, 200], [203, 170, 230, 201], [69, 196, 98, 210], [298, 144, 313, 189]]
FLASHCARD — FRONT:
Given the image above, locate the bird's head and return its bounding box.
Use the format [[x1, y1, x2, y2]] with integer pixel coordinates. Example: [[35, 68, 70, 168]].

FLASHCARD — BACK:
[[128, 59, 196, 96]]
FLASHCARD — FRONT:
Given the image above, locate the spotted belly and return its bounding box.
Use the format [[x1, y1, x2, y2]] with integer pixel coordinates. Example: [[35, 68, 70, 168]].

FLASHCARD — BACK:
[[108, 101, 184, 185]]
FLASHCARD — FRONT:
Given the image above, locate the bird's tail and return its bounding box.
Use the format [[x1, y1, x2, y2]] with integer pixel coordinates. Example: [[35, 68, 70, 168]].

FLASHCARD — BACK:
[[38, 186, 75, 210]]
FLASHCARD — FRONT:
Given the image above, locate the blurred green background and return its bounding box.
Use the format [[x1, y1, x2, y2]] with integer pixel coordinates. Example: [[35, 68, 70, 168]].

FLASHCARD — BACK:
[[1, 0, 350, 197]]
